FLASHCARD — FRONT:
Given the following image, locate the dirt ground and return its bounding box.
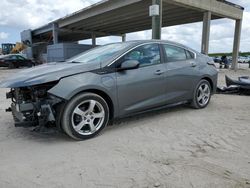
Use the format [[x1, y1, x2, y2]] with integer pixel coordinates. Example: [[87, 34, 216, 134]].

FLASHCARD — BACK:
[[0, 64, 249, 188]]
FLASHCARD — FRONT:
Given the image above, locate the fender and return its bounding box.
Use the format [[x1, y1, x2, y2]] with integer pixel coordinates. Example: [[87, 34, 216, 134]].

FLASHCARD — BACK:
[[48, 72, 119, 117]]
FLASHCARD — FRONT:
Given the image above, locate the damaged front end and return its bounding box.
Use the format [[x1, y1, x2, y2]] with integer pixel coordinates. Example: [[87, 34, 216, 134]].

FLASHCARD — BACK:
[[6, 82, 62, 128]]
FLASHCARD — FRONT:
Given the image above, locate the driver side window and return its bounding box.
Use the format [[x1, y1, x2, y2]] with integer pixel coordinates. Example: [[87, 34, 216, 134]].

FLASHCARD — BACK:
[[122, 44, 161, 67]]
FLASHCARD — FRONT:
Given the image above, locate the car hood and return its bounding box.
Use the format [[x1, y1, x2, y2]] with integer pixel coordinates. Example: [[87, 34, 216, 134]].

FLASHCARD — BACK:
[[0, 62, 100, 88]]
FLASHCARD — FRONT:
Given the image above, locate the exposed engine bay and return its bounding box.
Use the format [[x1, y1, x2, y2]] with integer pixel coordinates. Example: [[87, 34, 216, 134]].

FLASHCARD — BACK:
[[6, 82, 62, 128]]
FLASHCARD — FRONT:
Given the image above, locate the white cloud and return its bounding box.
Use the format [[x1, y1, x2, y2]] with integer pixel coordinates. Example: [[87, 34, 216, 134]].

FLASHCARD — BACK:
[[0, 0, 99, 29], [162, 23, 203, 50], [0, 32, 9, 40]]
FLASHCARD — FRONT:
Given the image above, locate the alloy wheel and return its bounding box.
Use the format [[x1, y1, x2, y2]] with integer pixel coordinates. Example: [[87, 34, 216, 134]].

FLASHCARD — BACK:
[[197, 83, 211, 107], [71, 100, 105, 136]]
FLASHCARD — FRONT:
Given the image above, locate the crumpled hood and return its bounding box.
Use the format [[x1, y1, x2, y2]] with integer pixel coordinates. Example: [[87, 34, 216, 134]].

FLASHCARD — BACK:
[[0, 62, 100, 88]]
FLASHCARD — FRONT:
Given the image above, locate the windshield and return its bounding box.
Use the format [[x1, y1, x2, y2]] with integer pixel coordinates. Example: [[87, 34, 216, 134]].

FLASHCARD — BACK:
[[68, 43, 132, 64]]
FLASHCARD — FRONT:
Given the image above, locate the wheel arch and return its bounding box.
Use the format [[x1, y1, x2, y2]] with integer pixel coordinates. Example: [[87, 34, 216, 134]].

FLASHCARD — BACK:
[[65, 88, 114, 121], [55, 88, 115, 132], [201, 76, 214, 91], [81, 89, 114, 120], [48, 73, 118, 121]]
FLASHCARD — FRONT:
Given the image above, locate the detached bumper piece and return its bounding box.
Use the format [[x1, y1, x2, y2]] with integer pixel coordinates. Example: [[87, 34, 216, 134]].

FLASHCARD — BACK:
[[10, 103, 37, 127], [217, 75, 250, 95], [8, 102, 56, 128], [6, 90, 14, 99], [5, 84, 61, 129]]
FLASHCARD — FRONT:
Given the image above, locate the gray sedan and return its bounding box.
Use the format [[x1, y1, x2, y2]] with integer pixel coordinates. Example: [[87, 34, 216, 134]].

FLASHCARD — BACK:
[[0, 40, 218, 140]]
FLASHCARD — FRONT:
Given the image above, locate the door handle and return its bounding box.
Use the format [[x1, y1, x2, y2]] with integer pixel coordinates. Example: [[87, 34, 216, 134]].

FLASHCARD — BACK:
[[190, 62, 197, 67], [154, 70, 164, 75]]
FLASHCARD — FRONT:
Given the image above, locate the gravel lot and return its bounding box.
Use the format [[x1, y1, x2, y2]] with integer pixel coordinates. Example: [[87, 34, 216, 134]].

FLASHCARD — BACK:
[[0, 65, 250, 188]]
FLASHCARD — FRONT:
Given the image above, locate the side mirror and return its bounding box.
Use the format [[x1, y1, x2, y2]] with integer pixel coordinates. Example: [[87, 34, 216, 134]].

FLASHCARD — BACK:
[[117, 60, 139, 71]]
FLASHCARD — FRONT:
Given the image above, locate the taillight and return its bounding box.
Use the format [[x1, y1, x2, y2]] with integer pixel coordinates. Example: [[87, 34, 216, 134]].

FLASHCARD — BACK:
[[207, 61, 216, 68]]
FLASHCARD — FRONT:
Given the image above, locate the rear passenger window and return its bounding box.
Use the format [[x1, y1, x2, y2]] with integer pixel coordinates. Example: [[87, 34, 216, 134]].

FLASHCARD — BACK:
[[163, 44, 187, 62]]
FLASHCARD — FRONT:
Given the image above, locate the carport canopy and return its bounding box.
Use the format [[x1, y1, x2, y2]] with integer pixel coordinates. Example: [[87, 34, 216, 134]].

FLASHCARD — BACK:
[[28, 0, 244, 69]]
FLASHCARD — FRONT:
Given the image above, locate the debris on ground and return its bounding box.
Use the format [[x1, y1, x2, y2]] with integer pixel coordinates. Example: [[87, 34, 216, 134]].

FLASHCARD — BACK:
[[217, 75, 250, 95]]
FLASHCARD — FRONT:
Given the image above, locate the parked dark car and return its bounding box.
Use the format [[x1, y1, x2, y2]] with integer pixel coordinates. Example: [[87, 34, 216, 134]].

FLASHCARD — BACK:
[[0, 54, 35, 68], [0, 40, 218, 140], [213, 56, 221, 63]]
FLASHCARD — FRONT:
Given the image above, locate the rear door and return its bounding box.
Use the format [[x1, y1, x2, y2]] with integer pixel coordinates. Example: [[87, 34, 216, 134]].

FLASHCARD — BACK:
[[162, 44, 199, 103], [115, 43, 167, 116]]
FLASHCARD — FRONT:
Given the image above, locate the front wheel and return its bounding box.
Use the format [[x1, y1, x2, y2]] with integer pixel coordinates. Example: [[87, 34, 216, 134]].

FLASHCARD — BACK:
[[61, 93, 109, 140], [191, 79, 211, 109]]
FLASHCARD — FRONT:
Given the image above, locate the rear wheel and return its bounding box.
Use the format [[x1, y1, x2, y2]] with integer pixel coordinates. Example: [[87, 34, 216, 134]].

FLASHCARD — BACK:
[[62, 93, 109, 140], [27, 62, 33, 67], [191, 79, 211, 109]]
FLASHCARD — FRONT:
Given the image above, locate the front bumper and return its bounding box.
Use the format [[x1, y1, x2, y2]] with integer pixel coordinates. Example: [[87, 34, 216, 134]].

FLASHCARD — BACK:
[[0, 62, 8, 67], [6, 88, 60, 128], [9, 101, 57, 127]]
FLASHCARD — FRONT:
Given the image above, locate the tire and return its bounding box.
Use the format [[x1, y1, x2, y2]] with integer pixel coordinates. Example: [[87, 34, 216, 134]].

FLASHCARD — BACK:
[[27, 62, 32, 68], [191, 79, 211, 109], [8, 62, 15, 69], [61, 93, 109, 140]]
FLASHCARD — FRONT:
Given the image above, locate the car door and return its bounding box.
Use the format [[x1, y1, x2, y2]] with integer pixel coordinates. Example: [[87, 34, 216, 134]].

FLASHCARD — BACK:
[[9, 55, 18, 67], [16, 55, 25, 67], [115, 43, 167, 116], [16, 55, 26, 66], [162, 44, 199, 103]]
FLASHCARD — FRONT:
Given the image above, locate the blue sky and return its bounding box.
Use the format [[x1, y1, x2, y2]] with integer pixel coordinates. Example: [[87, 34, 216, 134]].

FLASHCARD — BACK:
[[0, 0, 249, 53]]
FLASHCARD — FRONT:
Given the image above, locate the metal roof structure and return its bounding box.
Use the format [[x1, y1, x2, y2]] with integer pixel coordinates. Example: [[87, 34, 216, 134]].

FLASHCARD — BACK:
[[30, 0, 244, 43]]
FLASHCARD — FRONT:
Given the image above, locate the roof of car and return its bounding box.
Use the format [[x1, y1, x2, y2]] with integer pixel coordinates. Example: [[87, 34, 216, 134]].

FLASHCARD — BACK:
[[118, 40, 199, 54], [119, 40, 184, 46]]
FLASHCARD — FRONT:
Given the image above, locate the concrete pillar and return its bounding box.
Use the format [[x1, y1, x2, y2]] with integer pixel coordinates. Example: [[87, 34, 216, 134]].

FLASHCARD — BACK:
[[152, 0, 162, 40], [232, 19, 242, 70], [122, 34, 126, 42], [92, 33, 96, 46], [52, 23, 59, 44], [21, 29, 33, 59], [201, 11, 211, 55]]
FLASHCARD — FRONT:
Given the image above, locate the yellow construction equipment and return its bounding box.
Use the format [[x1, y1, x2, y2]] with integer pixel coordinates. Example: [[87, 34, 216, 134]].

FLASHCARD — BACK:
[[11, 42, 27, 54]]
